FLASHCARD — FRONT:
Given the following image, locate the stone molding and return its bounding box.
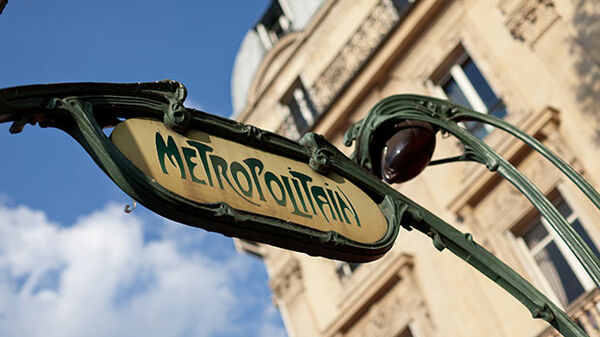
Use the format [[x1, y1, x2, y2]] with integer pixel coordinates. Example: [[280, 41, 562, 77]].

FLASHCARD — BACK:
[[351, 296, 407, 337], [270, 256, 304, 304], [344, 258, 425, 337], [500, 0, 560, 46], [322, 254, 417, 337], [276, 110, 302, 140], [309, 0, 413, 114]]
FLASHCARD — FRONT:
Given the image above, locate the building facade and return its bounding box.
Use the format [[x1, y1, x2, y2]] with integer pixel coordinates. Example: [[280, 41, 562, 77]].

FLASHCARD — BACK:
[[231, 1, 600, 336]]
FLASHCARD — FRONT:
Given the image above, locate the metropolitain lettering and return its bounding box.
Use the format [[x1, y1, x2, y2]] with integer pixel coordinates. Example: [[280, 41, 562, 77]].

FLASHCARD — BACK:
[[155, 132, 362, 228]]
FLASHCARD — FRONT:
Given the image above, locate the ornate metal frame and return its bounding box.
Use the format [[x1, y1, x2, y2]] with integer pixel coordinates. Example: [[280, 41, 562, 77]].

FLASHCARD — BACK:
[[0, 81, 401, 262], [2, 82, 599, 336], [345, 94, 600, 337]]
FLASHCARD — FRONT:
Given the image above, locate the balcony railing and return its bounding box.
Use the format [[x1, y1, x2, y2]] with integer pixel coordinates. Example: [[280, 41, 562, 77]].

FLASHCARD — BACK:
[[538, 288, 600, 337], [309, 0, 416, 114], [276, 112, 301, 140]]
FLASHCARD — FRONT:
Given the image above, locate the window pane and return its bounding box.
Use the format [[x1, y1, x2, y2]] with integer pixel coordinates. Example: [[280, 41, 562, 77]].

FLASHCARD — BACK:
[[462, 58, 507, 120], [463, 121, 488, 139], [443, 77, 490, 138], [283, 80, 317, 135], [335, 265, 347, 279], [462, 58, 498, 110], [535, 241, 585, 306], [398, 327, 414, 337], [288, 100, 308, 132], [488, 101, 507, 120], [347, 263, 361, 273], [442, 77, 472, 109], [553, 197, 573, 219], [572, 219, 600, 259], [523, 221, 549, 249]]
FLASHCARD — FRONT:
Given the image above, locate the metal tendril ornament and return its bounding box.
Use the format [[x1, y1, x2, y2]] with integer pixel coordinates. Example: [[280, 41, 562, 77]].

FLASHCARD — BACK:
[[380, 120, 437, 183], [3, 83, 597, 337]]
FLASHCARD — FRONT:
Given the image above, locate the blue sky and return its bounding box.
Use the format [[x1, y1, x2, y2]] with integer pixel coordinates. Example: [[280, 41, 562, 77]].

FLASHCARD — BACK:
[[0, 1, 287, 336]]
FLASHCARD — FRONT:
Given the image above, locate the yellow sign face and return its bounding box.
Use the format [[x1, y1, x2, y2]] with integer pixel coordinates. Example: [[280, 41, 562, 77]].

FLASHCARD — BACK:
[[111, 118, 388, 244]]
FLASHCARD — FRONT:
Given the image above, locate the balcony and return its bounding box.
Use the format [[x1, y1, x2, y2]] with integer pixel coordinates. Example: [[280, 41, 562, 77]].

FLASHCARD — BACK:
[[538, 288, 600, 337]]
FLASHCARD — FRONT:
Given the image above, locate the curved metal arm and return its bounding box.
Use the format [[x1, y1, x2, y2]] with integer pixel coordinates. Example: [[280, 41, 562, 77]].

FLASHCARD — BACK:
[[345, 94, 600, 336], [346, 94, 600, 288], [395, 191, 587, 337], [2, 83, 595, 336], [329, 157, 588, 336], [451, 109, 600, 212], [0, 80, 187, 132]]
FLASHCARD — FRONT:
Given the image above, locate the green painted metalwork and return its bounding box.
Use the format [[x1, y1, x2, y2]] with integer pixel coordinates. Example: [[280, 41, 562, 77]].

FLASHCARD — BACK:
[[345, 95, 600, 287], [345, 94, 600, 337], [1, 82, 598, 336], [0, 0, 7, 15], [0, 81, 401, 263]]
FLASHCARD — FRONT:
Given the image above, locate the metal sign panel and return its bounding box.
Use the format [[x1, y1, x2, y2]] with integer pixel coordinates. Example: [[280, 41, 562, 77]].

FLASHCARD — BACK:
[[0, 81, 401, 262], [111, 118, 387, 245], [3, 81, 598, 336]]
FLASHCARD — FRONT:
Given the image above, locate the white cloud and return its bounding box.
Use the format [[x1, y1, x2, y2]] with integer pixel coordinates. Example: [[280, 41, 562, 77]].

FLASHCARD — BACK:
[[184, 97, 204, 111], [0, 202, 286, 337]]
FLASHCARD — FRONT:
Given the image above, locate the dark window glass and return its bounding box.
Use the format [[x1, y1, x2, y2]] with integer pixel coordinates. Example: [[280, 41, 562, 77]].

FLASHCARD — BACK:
[[534, 241, 585, 305], [398, 327, 415, 337], [442, 77, 472, 109], [462, 58, 496, 109], [572, 219, 600, 259], [442, 76, 491, 138], [272, 21, 286, 40], [336, 262, 361, 280], [553, 197, 574, 219], [441, 59, 500, 139], [463, 121, 488, 140], [282, 80, 317, 135], [521, 192, 600, 307], [550, 195, 600, 258], [523, 223, 549, 249], [347, 263, 361, 273], [461, 58, 507, 120], [288, 99, 308, 133], [258, 1, 290, 43]]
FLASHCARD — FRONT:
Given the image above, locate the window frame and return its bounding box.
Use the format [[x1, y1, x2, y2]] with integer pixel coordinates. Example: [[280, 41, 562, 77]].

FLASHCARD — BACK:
[[510, 188, 600, 308], [278, 77, 318, 138], [429, 48, 505, 139], [335, 261, 361, 281], [255, 0, 293, 49]]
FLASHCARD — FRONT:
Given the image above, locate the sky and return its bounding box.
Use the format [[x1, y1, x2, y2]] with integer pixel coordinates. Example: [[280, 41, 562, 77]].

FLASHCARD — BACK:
[[0, 1, 287, 336]]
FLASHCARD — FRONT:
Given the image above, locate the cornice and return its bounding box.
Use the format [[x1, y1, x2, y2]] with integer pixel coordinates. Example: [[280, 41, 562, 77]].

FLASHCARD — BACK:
[[269, 256, 304, 304], [237, 0, 340, 123], [322, 253, 414, 337]]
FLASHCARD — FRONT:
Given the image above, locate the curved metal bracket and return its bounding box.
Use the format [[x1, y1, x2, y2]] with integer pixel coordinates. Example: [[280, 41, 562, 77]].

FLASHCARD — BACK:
[[2, 83, 596, 336], [346, 94, 600, 287], [0, 81, 403, 263], [347, 94, 598, 337]]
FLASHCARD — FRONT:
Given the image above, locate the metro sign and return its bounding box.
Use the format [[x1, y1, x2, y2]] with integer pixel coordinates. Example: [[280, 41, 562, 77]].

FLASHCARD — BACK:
[[0, 81, 400, 262], [111, 118, 387, 245]]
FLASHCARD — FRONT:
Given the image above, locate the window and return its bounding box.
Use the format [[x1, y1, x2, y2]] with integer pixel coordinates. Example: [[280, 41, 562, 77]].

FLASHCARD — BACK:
[[255, 1, 292, 49], [336, 262, 361, 281], [279, 78, 318, 138], [517, 192, 600, 307], [434, 51, 506, 139], [397, 326, 415, 337]]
